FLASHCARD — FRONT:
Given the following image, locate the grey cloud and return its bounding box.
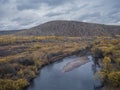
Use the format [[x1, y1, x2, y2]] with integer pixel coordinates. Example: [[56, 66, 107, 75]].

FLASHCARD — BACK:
[[0, 0, 9, 4], [46, 12, 64, 17], [16, 0, 69, 10], [0, 0, 120, 30]]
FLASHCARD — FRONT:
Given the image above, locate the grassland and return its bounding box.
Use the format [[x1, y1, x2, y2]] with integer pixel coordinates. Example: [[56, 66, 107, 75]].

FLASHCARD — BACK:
[[0, 34, 120, 90], [0, 35, 90, 90], [91, 35, 120, 90]]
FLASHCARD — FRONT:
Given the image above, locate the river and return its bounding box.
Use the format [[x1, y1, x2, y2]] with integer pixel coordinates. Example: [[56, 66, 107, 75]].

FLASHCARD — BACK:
[[27, 55, 101, 90]]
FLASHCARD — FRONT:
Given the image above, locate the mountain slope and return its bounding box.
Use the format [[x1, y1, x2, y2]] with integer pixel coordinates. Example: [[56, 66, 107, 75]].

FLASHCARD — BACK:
[[1, 20, 120, 37], [18, 20, 120, 37]]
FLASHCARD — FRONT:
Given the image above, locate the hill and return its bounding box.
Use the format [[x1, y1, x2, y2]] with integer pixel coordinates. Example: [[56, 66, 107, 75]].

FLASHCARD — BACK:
[[0, 20, 120, 37], [16, 20, 120, 37]]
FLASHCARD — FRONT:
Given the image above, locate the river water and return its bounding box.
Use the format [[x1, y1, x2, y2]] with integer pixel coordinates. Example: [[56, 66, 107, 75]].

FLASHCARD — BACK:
[[27, 55, 101, 90]]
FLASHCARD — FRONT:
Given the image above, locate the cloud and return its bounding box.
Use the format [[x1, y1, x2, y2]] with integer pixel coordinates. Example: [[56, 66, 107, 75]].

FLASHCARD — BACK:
[[0, 0, 120, 30]]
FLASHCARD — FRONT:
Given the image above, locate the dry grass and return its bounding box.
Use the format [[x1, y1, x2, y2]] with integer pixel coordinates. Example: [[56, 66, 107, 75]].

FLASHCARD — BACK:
[[0, 35, 90, 90]]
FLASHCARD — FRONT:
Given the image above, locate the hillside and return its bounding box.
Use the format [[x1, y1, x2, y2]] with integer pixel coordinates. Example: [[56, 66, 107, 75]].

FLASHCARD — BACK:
[[17, 20, 120, 37], [0, 20, 120, 37]]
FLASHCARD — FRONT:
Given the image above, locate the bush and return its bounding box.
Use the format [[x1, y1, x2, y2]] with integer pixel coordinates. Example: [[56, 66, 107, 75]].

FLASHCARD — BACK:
[[0, 79, 29, 90], [103, 56, 111, 70], [0, 63, 17, 77], [16, 57, 35, 66], [108, 71, 120, 87]]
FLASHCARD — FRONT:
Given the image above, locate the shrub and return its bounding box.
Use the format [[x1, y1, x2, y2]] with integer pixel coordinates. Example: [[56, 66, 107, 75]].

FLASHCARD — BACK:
[[0, 79, 29, 90], [108, 71, 120, 87]]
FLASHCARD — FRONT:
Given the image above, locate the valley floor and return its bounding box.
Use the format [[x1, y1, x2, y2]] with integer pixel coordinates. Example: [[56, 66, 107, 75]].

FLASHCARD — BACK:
[[0, 35, 89, 90], [0, 35, 120, 90]]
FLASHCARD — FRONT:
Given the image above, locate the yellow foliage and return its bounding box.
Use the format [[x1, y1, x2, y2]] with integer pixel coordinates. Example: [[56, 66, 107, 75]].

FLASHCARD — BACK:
[[108, 71, 120, 87], [0, 79, 29, 90]]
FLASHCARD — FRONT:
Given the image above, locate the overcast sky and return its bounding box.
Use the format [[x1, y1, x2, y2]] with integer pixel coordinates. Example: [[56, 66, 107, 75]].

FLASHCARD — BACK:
[[0, 0, 120, 30]]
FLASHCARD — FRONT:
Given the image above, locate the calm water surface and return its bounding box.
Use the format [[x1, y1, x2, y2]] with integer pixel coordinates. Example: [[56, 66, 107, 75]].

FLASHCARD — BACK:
[[27, 55, 99, 90]]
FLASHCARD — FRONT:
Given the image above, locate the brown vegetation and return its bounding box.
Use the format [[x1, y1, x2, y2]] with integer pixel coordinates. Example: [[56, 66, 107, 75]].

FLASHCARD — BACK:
[[0, 35, 89, 90], [91, 35, 120, 90]]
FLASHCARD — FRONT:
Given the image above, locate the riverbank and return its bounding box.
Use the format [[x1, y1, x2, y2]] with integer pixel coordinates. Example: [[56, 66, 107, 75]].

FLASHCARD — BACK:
[[0, 36, 91, 90], [25, 48, 90, 89], [91, 36, 120, 90], [27, 54, 95, 90]]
